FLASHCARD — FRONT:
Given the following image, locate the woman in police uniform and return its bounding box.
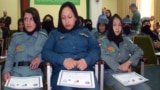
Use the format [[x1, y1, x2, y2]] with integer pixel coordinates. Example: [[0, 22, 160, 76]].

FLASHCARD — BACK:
[[42, 2, 100, 90], [100, 14, 151, 90], [2, 7, 47, 90]]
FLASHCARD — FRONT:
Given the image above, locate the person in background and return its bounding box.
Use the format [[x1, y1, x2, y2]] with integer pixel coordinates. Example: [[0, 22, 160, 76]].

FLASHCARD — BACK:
[[84, 19, 97, 34], [0, 19, 9, 50], [106, 9, 112, 20], [2, 7, 47, 90], [94, 18, 108, 41], [0, 19, 3, 56], [0, 10, 11, 30], [42, 2, 100, 90], [17, 18, 24, 32], [42, 14, 55, 35], [98, 7, 107, 20], [141, 19, 158, 41], [129, 3, 141, 34], [122, 15, 135, 41], [78, 16, 84, 26], [149, 16, 155, 31], [100, 14, 151, 90]]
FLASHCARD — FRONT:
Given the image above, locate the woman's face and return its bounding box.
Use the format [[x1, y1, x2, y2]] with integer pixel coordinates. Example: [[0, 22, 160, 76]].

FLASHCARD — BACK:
[[99, 23, 106, 33], [24, 13, 36, 32], [61, 7, 77, 30], [18, 21, 24, 31], [106, 10, 110, 17], [113, 17, 122, 36]]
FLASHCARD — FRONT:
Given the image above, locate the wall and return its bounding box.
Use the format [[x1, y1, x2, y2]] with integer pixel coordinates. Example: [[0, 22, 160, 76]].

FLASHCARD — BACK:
[[30, 0, 87, 27], [90, 0, 102, 28], [0, 0, 20, 30], [102, 0, 117, 15]]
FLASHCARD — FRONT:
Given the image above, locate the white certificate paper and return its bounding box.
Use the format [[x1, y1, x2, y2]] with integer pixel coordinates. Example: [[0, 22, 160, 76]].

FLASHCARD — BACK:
[[57, 70, 95, 88], [5, 76, 43, 89], [112, 72, 149, 86]]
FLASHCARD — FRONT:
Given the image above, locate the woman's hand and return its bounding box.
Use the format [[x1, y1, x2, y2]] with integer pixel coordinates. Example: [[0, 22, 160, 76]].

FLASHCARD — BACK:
[[76, 58, 87, 71], [30, 57, 41, 70], [118, 60, 132, 72], [63, 58, 77, 70], [3, 72, 11, 82]]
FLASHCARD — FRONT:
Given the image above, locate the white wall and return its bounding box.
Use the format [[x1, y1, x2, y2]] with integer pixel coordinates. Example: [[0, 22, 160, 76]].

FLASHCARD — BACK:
[[90, 0, 102, 28]]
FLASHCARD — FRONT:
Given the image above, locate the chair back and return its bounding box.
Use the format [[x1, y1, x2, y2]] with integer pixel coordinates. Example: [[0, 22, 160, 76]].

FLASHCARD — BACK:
[[133, 35, 158, 64]]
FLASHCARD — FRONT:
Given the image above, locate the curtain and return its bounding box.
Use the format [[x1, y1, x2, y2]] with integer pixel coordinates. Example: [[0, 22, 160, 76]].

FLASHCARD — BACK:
[[117, 0, 137, 19], [20, 0, 30, 17], [154, 0, 160, 23]]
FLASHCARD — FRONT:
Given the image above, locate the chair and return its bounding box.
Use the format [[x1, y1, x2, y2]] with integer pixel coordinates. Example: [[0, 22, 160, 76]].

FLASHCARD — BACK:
[[43, 61, 105, 90], [133, 35, 160, 90]]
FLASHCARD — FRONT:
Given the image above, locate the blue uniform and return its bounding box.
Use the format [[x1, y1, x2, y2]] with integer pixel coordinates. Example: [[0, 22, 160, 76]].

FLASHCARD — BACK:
[[42, 26, 100, 90], [100, 37, 151, 90], [3, 31, 47, 90]]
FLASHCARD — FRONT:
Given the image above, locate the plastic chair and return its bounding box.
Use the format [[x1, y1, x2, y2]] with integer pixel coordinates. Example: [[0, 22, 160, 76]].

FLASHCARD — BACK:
[[133, 35, 159, 75], [133, 35, 160, 90], [43, 61, 105, 90]]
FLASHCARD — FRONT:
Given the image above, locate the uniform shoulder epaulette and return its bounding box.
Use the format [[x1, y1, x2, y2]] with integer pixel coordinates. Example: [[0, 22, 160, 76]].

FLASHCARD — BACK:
[[39, 31, 48, 37], [12, 32, 24, 37]]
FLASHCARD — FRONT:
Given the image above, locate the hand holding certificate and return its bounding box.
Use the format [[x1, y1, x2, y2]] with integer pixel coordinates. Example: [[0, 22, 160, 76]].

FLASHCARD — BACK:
[[5, 76, 43, 89], [112, 72, 149, 86], [57, 70, 95, 88]]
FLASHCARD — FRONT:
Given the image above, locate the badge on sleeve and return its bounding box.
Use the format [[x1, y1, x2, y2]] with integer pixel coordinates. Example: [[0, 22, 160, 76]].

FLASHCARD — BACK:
[[80, 33, 89, 37], [107, 46, 115, 52], [16, 45, 23, 51]]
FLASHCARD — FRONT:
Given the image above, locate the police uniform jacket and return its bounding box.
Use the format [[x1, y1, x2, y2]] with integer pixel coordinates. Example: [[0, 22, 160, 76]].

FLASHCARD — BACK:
[[100, 37, 143, 86], [42, 26, 100, 86], [3, 31, 47, 76]]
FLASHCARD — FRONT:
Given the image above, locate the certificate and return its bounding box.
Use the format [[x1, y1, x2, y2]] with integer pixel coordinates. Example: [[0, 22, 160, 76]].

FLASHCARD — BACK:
[[5, 76, 43, 89], [57, 70, 95, 88], [112, 72, 149, 86]]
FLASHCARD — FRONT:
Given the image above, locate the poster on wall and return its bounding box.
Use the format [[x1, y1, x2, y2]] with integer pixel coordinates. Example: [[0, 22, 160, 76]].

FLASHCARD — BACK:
[[34, 0, 80, 5]]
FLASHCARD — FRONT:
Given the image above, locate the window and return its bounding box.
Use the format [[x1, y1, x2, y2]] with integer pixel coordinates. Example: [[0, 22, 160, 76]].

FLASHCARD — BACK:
[[139, 0, 152, 18]]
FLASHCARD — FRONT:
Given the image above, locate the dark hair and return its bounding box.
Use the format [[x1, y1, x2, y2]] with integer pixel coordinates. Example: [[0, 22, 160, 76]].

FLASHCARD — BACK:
[[17, 18, 23, 32], [78, 16, 84, 26], [107, 14, 123, 46], [57, 2, 79, 33], [106, 9, 112, 20], [23, 7, 41, 32], [129, 3, 137, 8]]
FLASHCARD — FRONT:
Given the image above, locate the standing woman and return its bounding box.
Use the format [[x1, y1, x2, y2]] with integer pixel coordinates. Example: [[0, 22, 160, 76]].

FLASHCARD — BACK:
[[42, 2, 100, 90], [100, 14, 151, 90], [2, 7, 48, 90]]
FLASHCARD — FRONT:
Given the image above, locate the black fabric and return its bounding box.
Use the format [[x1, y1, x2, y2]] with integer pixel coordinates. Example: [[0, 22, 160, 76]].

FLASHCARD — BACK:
[[13, 61, 30, 67], [24, 29, 36, 35], [123, 26, 131, 35], [42, 20, 54, 34], [107, 14, 123, 47]]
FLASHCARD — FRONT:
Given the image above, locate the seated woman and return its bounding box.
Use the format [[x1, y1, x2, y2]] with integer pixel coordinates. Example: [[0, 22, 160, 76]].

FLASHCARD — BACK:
[[42, 2, 100, 90], [100, 14, 151, 90], [2, 7, 48, 90], [94, 18, 108, 41]]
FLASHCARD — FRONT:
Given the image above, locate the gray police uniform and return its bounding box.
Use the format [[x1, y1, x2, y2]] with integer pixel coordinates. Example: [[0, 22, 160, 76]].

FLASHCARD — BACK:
[[100, 37, 151, 90], [3, 31, 47, 90]]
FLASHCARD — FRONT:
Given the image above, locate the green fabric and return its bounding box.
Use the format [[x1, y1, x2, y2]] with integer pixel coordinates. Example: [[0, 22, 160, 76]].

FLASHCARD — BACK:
[[131, 10, 141, 31], [133, 35, 157, 64]]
